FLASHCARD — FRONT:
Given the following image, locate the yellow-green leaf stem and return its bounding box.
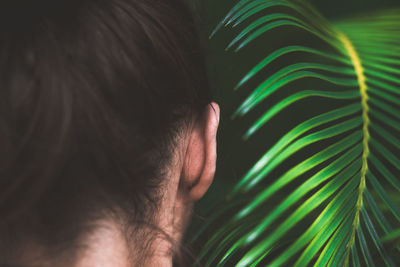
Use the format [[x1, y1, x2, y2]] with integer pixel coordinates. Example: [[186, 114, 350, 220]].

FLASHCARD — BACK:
[[337, 31, 370, 266]]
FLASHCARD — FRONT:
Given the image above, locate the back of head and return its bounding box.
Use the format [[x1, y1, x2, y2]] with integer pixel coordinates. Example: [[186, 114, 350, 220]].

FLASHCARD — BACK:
[[0, 0, 210, 265]]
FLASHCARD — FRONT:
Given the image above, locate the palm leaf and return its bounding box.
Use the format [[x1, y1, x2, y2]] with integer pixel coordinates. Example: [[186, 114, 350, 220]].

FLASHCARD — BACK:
[[382, 228, 400, 245], [195, 0, 400, 266]]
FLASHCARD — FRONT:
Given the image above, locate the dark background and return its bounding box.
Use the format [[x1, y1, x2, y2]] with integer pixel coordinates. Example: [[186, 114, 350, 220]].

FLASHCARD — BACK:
[[194, 0, 400, 215], [186, 1, 400, 263]]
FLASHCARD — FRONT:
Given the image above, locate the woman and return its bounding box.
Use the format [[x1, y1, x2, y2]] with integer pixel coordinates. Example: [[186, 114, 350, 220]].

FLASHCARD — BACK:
[[0, 0, 219, 266]]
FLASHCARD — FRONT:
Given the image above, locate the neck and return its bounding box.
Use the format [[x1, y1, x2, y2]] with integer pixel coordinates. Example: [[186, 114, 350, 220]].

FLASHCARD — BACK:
[[5, 218, 174, 267], [75, 219, 174, 267]]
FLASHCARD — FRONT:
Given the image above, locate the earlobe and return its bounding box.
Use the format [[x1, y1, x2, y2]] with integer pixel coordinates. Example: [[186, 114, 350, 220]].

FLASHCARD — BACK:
[[182, 102, 220, 202]]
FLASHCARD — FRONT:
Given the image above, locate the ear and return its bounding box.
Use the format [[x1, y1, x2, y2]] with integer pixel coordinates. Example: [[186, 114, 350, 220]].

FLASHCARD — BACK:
[[181, 102, 220, 202]]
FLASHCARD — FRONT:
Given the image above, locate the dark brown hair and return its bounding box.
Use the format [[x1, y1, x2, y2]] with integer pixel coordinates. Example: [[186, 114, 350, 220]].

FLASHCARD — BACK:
[[0, 0, 210, 265]]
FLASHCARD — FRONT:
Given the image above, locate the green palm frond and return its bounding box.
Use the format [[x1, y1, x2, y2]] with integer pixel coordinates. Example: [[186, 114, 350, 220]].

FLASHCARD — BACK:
[[382, 228, 400, 245], [196, 0, 400, 266]]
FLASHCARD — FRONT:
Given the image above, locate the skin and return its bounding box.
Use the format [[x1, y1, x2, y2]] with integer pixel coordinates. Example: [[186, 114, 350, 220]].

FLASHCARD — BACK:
[[74, 102, 220, 267]]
